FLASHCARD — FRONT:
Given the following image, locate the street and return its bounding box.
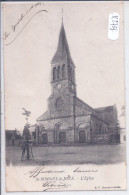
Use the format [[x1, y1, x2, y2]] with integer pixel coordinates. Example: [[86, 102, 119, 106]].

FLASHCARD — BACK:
[[6, 144, 126, 166]]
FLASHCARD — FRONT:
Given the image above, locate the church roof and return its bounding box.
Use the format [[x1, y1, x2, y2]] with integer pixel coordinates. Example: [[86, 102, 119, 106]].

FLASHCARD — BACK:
[[94, 105, 114, 112], [75, 97, 95, 113], [51, 22, 73, 64], [37, 111, 50, 121]]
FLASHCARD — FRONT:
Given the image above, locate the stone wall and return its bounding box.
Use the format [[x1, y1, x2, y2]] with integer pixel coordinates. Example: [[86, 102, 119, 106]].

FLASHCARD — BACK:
[[48, 85, 74, 119], [36, 116, 75, 144], [75, 97, 96, 114]]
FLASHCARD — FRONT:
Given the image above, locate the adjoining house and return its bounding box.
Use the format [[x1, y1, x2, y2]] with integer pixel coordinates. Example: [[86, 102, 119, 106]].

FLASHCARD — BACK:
[[119, 106, 126, 143], [6, 129, 22, 146]]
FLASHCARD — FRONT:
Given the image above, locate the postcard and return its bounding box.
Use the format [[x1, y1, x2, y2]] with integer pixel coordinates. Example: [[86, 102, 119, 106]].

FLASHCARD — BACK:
[[2, 1, 126, 192]]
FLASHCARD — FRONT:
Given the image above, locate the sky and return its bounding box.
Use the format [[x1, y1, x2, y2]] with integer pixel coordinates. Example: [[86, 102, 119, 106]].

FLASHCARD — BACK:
[[3, 1, 125, 131]]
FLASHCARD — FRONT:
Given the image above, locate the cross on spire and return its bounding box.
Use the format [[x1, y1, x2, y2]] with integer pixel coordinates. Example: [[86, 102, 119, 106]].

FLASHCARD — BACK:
[[62, 8, 63, 23]]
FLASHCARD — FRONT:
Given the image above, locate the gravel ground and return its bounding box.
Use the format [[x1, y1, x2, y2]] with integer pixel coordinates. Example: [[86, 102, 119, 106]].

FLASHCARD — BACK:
[[6, 143, 126, 166]]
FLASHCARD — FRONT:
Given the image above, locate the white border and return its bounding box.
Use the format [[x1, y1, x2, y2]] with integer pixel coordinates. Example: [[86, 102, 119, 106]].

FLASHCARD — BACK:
[[1, 1, 129, 195]]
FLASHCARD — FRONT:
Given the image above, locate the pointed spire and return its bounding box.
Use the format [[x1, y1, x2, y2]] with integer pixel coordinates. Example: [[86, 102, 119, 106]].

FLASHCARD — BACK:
[[51, 19, 72, 64]]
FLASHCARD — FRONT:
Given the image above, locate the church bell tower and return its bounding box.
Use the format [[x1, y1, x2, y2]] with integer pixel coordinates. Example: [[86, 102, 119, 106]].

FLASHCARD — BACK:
[[51, 22, 76, 95], [48, 21, 76, 118]]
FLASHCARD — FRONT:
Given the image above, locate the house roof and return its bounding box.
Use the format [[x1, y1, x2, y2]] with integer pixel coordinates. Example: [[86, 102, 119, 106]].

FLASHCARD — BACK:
[[51, 22, 73, 64], [6, 130, 15, 133]]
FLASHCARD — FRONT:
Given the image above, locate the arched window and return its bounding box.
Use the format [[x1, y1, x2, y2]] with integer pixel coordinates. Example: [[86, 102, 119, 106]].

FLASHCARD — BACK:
[[56, 123, 62, 130], [53, 67, 56, 80], [62, 64, 66, 78], [57, 66, 61, 79], [68, 65, 72, 80], [41, 126, 45, 133]]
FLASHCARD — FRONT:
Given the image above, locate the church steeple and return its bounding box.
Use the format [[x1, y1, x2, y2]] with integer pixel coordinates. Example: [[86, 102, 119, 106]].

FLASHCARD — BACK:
[[51, 20, 76, 96], [51, 22, 73, 64]]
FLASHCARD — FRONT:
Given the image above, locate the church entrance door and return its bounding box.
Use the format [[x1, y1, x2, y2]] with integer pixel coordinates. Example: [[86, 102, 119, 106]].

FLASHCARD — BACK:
[[42, 133, 48, 144], [59, 132, 66, 143], [79, 130, 86, 143]]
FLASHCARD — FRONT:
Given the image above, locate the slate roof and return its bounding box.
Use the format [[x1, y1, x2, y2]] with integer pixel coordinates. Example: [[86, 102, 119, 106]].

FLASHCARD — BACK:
[[51, 22, 73, 64], [94, 105, 114, 112], [37, 111, 50, 121]]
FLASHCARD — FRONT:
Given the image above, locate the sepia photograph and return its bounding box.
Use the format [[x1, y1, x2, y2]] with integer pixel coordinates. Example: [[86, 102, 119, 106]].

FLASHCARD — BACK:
[[2, 1, 126, 191]]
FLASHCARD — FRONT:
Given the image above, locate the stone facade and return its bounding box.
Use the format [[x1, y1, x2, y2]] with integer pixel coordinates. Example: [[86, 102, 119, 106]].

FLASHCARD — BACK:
[[34, 22, 119, 145]]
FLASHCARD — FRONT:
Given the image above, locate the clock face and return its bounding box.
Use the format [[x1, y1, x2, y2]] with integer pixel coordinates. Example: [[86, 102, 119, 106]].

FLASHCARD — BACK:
[[57, 84, 62, 89]]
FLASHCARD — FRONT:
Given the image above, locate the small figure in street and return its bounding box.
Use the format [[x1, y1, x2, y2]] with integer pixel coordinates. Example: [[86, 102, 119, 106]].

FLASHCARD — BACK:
[[21, 124, 31, 160]]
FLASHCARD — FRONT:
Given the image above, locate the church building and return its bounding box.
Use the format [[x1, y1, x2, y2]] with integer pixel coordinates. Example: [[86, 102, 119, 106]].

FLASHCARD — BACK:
[[34, 21, 119, 145]]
